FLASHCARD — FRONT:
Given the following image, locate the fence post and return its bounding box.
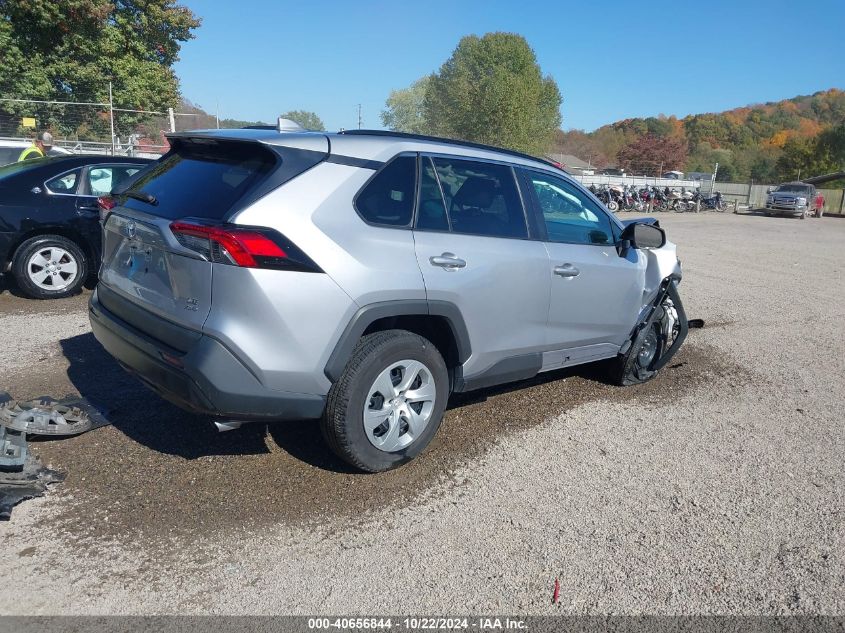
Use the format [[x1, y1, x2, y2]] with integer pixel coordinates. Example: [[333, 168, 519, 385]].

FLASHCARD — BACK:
[[840, 191, 845, 215], [168, 107, 175, 133], [108, 81, 115, 155]]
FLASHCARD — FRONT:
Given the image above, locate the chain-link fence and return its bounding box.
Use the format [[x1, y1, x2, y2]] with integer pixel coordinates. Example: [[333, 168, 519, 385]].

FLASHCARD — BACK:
[[0, 87, 213, 159]]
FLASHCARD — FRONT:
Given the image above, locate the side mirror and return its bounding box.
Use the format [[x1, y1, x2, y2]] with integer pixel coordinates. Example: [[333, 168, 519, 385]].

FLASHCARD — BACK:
[[766, 187, 774, 193], [618, 222, 666, 255]]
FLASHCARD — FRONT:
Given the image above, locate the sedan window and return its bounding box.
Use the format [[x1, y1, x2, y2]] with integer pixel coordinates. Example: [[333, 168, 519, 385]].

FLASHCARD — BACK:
[[87, 165, 143, 196], [45, 169, 81, 194]]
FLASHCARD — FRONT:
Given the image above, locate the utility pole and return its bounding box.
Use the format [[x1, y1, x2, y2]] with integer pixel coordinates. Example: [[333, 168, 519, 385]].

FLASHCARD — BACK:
[[215, 100, 220, 129], [357, 104, 362, 130], [108, 81, 116, 154]]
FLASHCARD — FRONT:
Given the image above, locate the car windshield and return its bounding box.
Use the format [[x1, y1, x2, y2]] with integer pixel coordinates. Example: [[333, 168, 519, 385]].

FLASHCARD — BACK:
[[774, 184, 809, 193]]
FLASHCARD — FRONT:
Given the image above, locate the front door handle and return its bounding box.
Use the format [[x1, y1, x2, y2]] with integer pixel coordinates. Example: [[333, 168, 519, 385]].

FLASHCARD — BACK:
[[429, 253, 466, 270], [554, 264, 580, 278]]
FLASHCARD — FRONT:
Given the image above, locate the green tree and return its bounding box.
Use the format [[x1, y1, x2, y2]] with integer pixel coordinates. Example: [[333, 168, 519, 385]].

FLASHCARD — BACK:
[[279, 110, 325, 131], [0, 0, 200, 139], [775, 123, 845, 182], [424, 32, 562, 155], [381, 76, 431, 134]]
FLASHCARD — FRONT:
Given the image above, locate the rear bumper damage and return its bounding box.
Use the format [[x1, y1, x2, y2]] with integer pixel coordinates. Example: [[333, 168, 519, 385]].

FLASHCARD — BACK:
[[88, 288, 326, 421]]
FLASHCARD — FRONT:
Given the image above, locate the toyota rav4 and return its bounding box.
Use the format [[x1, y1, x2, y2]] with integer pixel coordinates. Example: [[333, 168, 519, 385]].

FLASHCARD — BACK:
[[89, 128, 688, 472]]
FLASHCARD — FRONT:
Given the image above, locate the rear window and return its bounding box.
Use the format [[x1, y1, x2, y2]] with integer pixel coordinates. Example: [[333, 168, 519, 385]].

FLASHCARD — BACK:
[[119, 138, 277, 220], [0, 157, 45, 181], [0, 147, 24, 167], [355, 155, 416, 226]]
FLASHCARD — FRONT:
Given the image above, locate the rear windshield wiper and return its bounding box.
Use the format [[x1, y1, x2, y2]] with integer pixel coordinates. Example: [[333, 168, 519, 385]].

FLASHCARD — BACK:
[[123, 190, 158, 206]]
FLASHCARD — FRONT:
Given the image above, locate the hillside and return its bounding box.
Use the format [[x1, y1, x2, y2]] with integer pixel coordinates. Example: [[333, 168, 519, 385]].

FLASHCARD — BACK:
[[554, 89, 845, 181]]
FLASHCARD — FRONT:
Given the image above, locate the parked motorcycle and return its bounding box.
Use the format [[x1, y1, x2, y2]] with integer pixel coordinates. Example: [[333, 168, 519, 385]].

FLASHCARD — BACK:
[[701, 190, 726, 211]]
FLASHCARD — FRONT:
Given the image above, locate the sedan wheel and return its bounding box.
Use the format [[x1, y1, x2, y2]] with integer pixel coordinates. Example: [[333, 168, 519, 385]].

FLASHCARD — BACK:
[[26, 246, 79, 292], [12, 235, 88, 300]]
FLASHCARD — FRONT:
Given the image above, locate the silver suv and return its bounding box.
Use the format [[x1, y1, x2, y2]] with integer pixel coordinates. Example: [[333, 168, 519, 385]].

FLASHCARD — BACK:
[[89, 128, 687, 472]]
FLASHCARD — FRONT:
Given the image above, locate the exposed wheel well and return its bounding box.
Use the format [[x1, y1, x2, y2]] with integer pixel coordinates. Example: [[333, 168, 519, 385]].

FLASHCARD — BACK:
[[363, 315, 461, 370]]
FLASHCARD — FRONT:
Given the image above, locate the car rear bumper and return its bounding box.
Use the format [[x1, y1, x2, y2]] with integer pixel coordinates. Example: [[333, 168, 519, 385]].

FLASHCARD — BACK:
[[88, 287, 326, 421]]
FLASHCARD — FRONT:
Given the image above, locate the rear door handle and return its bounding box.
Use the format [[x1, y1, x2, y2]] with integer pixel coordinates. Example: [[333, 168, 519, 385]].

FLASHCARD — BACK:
[[429, 253, 466, 270], [554, 264, 580, 278], [77, 200, 99, 214]]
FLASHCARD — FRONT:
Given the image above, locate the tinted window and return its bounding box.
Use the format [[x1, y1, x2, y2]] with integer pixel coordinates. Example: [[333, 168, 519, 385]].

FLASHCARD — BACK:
[[0, 148, 22, 167], [432, 157, 526, 238], [0, 158, 44, 182], [120, 139, 277, 220], [528, 171, 614, 245], [356, 155, 416, 226], [87, 165, 143, 196], [45, 169, 80, 194], [416, 157, 449, 231]]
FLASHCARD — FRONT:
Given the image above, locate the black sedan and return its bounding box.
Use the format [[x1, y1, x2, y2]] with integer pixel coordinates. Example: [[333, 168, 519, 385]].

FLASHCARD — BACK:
[[0, 155, 152, 299]]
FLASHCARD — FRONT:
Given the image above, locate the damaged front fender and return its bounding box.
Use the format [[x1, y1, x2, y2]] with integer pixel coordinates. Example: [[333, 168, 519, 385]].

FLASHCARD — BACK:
[[615, 277, 689, 386]]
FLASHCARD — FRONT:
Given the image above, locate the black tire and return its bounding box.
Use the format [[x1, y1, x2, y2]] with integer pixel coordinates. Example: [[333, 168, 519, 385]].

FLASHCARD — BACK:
[[608, 319, 667, 387], [12, 235, 88, 299], [321, 329, 449, 472]]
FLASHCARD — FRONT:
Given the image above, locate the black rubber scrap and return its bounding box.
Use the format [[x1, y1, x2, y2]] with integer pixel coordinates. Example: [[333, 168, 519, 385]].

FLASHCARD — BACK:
[[0, 454, 64, 521]]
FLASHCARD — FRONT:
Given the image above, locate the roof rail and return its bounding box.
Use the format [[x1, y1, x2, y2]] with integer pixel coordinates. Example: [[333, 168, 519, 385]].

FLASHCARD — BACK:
[[338, 129, 561, 169]]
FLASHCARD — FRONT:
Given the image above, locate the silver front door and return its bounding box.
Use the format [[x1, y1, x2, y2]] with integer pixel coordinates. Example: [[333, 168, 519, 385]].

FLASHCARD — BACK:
[[523, 170, 645, 365]]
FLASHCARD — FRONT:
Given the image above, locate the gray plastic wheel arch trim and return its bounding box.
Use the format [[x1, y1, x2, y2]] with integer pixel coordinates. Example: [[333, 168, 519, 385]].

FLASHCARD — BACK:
[[323, 300, 472, 383]]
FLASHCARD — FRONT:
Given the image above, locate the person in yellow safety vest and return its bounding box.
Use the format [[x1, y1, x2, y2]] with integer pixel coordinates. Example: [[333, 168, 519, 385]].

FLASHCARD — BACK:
[[18, 131, 54, 161]]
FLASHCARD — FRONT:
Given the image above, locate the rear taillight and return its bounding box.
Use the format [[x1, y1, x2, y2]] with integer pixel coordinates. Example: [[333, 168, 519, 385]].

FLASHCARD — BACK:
[[98, 196, 116, 222], [169, 221, 322, 272]]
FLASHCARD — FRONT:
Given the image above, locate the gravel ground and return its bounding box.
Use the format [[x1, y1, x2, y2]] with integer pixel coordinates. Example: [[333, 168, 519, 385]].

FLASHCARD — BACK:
[[0, 211, 842, 615]]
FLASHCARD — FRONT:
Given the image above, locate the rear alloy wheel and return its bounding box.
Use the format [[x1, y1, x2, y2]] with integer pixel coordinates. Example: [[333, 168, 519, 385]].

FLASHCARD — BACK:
[[12, 235, 88, 299], [321, 330, 449, 472]]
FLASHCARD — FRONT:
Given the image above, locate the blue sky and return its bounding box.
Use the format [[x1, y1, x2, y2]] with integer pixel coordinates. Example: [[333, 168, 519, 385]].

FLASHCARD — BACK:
[[175, 0, 845, 132]]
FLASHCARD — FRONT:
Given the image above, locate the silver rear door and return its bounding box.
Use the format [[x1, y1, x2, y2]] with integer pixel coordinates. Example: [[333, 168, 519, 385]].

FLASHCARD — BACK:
[[413, 155, 551, 382]]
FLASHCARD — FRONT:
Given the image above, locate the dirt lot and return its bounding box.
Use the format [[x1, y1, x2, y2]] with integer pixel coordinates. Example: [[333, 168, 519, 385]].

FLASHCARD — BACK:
[[0, 212, 842, 615]]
